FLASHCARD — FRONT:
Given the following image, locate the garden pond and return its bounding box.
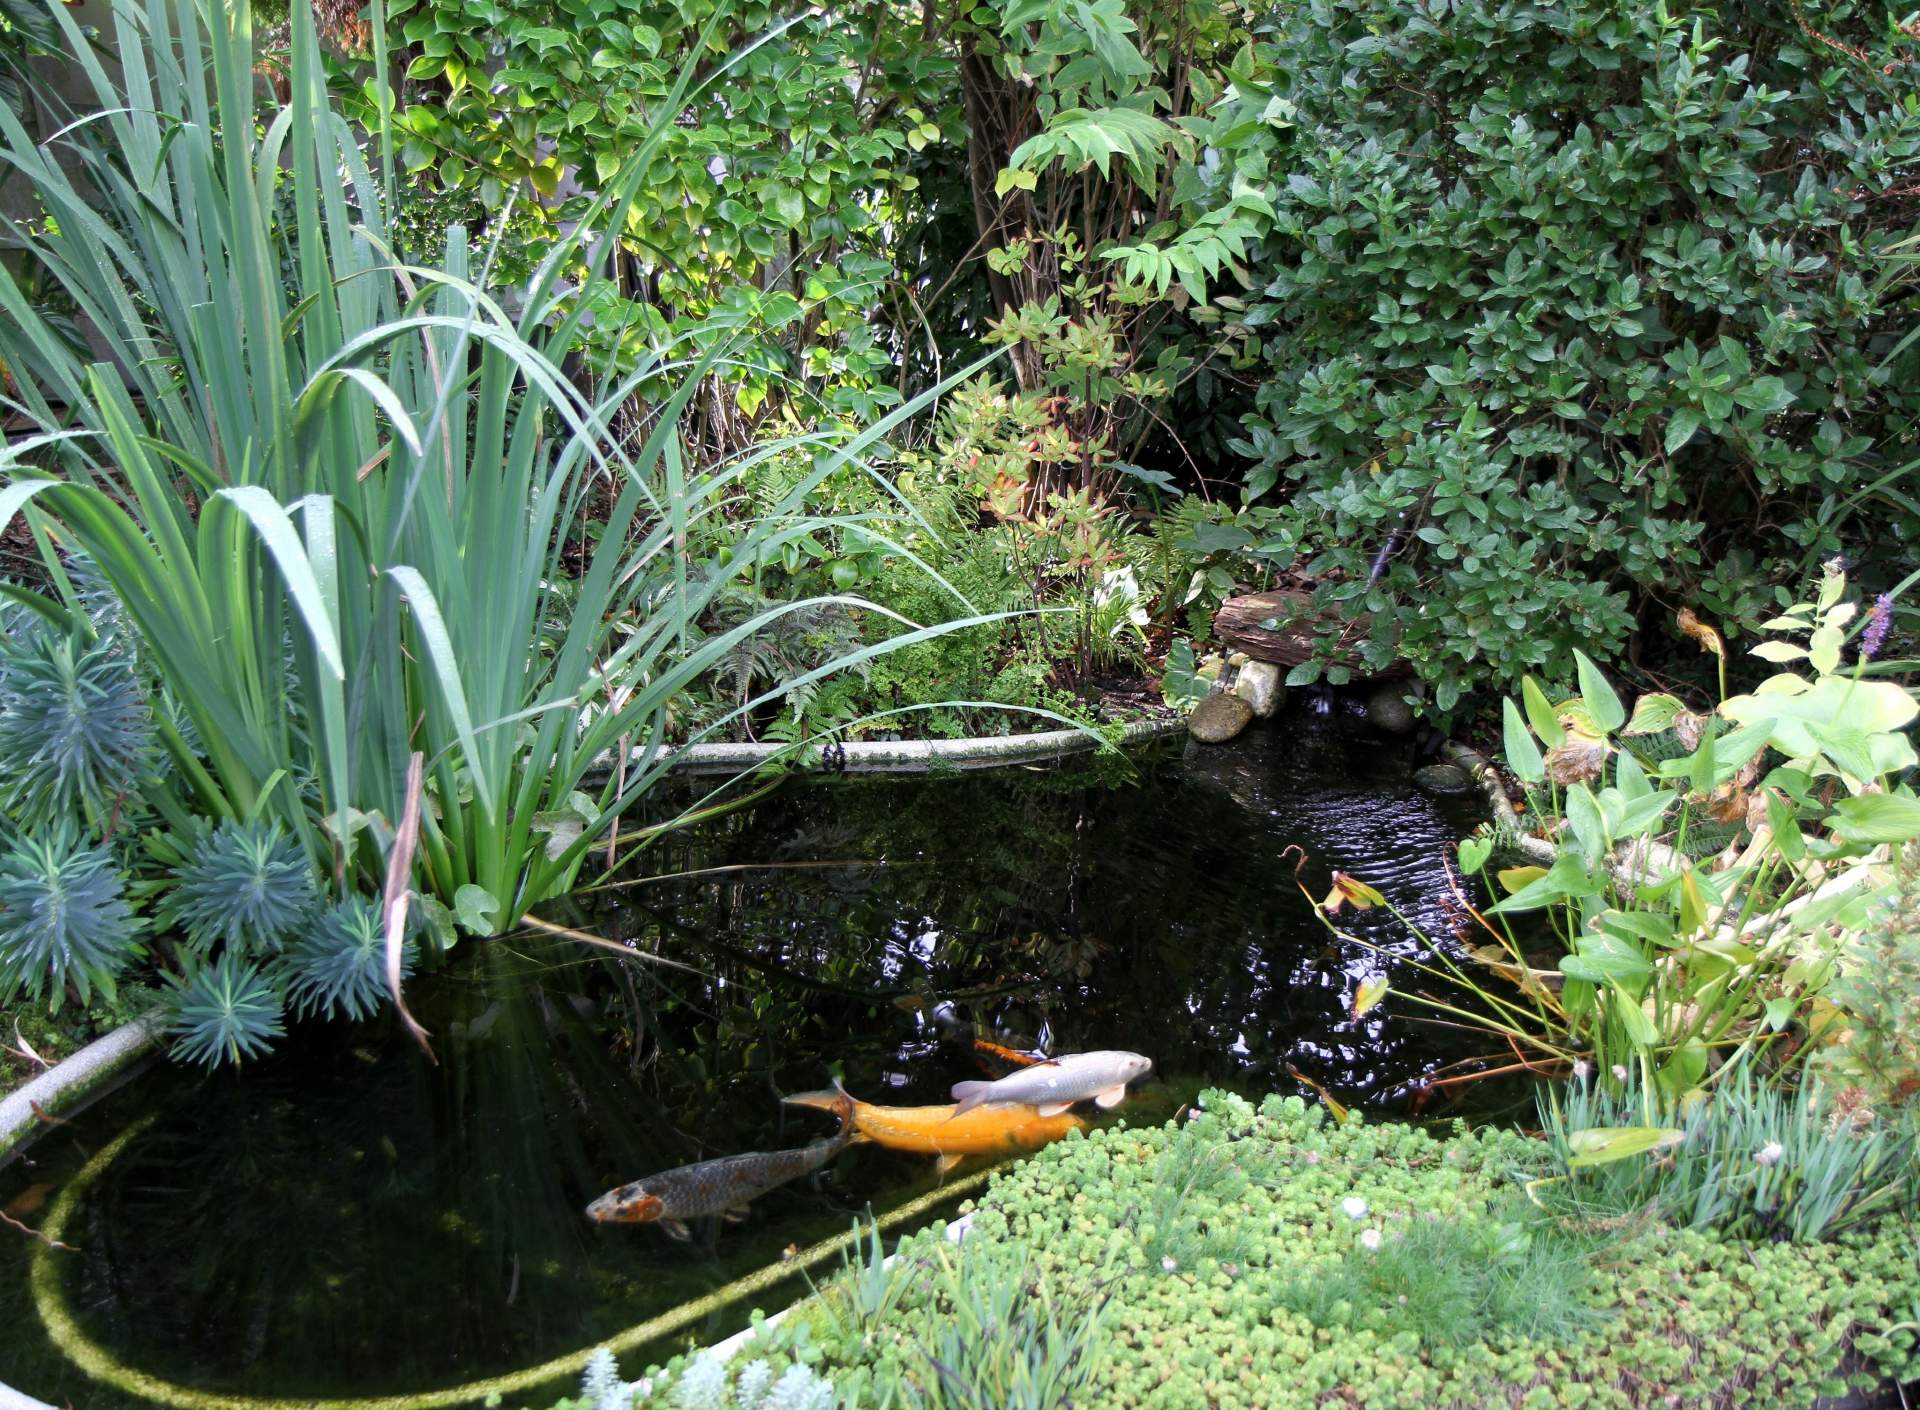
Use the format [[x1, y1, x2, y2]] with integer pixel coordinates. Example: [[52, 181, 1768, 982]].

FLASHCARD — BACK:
[[0, 707, 1500, 1409]]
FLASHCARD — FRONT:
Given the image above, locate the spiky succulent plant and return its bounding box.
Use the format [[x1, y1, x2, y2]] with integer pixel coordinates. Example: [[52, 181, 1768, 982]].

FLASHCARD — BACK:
[[0, 823, 143, 1009], [0, 624, 153, 829], [165, 951, 286, 1067], [163, 819, 317, 955], [286, 897, 413, 1023]]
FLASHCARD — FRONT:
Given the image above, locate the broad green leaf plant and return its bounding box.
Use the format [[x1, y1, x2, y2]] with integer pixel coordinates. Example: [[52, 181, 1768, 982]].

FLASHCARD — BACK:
[[1303, 563, 1917, 1107]]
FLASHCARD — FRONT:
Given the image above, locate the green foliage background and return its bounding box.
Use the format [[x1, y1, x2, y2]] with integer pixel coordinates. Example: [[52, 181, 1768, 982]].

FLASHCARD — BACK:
[[1228, 0, 1920, 708]]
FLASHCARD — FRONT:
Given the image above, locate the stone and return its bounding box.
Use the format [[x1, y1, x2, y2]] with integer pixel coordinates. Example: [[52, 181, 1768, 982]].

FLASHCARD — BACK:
[[1366, 686, 1416, 735], [1232, 660, 1286, 719], [1226, 651, 1251, 668], [1189, 692, 1254, 744], [1412, 763, 1475, 796]]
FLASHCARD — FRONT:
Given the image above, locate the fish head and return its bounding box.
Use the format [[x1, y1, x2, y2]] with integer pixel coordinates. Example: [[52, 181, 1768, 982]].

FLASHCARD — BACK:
[[1116, 1051, 1154, 1083], [585, 1182, 664, 1224]]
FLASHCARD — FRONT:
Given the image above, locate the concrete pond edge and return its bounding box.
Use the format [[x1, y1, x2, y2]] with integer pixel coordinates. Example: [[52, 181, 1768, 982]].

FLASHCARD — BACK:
[[2, 1010, 167, 1410]]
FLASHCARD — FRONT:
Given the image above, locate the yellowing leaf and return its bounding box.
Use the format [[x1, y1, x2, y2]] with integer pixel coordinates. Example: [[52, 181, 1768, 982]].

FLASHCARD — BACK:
[[1497, 865, 1549, 894], [1351, 976, 1389, 1022], [1321, 871, 1386, 914]]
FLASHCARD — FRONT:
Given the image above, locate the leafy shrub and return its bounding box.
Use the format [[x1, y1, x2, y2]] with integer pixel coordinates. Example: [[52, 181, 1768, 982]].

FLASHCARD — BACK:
[[1232, 0, 1920, 708], [0, 823, 142, 1009]]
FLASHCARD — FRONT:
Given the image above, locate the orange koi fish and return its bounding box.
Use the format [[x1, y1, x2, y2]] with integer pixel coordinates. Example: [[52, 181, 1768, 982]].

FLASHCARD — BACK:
[[783, 1083, 1085, 1176]]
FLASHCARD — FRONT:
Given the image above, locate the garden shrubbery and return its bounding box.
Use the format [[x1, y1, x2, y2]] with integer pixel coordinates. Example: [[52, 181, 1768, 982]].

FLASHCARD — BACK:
[[1228, 0, 1920, 708]]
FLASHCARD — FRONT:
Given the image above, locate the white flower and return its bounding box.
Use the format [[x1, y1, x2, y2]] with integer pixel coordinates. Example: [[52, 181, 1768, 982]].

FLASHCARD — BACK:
[[1611, 1065, 1629, 1083], [1359, 1228, 1382, 1251], [1755, 1140, 1784, 1167], [1161, 1255, 1179, 1273], [1342, 1196, 1369, 1220], [1572, 1059, 1592, 1081]]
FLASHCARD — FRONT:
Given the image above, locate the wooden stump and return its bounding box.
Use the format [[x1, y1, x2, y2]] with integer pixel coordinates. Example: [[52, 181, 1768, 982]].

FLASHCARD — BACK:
[[1212, 589, 1406, 680]]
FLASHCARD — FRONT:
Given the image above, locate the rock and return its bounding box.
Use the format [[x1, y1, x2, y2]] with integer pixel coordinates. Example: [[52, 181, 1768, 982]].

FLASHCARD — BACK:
[[1226, 651, 1251, 668], [1232, 661, 1286, 719], [1189, 693, 1254, 744], [1196, 652, 1227, 687], [1366, 686, 1416, 735], [1412, 763, 1475, 796]]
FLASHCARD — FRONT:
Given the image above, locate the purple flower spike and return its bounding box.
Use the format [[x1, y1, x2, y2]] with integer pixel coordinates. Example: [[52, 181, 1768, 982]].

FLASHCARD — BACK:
[[1860, 593, 1893, 662]]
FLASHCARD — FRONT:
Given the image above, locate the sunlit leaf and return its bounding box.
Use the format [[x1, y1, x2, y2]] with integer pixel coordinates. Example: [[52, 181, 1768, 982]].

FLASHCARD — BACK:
[[1351, 975, 1389, 1021], [1566, 1126, 1685, 1168]]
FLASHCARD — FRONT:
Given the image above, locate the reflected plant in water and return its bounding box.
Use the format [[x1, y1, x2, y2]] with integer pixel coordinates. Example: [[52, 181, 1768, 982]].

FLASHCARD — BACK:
[[286, 897, 412, 1022], [165, 950, 286, 1066], [0, 821, 142, 1009], [163, 819, 317, 956]]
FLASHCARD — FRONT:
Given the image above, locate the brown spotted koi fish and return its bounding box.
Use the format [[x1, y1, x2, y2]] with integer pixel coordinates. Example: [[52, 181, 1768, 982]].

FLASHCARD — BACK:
[[586, 1090, 855, 1239]]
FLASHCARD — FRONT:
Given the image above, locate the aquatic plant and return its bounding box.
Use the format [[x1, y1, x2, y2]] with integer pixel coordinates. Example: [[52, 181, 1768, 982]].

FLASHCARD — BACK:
[[163, 819, 317, 957], [1539, 1066, 1918, 1244], [0, 822, 142, 1009], [285, 897, 412, 1023], [655, 1351, 835, 1410], [790, 1093, 1920, 1410], [899, 1243, 1107, 1410], [1277, 1202, 1604, 1349], [0, 620, 153, 831], [164, 951, 286, 1067], [1302, 564, 1919, 1103]]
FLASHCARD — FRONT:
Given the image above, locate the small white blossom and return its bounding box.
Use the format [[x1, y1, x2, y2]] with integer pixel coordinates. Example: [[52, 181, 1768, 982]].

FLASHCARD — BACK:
[[1161, 1255, 1179, 1273], [1303, 1150, 1321, 1166], [1612, 1065, 1630, 1083], [1755, 1140, 1785, 1167], [1342, 1196, 1369, 1220], [1572, 1059, 1592, 1081], [1359, 1228, 1383, 1251]]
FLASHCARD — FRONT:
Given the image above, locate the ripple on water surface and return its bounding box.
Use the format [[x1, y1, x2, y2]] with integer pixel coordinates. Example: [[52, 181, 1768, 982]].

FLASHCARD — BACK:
[[0, 710, 1494, 1408]]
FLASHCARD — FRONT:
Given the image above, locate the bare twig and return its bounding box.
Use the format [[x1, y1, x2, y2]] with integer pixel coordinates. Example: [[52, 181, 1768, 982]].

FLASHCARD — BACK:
[[1, 1208, 76, 1254]]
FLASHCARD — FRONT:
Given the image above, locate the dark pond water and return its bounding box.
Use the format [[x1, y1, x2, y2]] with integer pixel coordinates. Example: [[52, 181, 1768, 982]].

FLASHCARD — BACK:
[[0, 711, 1503, 1409]]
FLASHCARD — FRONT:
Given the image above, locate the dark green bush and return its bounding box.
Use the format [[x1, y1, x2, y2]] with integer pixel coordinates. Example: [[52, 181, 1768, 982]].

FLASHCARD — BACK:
[[1233, 0, 1920, 710]]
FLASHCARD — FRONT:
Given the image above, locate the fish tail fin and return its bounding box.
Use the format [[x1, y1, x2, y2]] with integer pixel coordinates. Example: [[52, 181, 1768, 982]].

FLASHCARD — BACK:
[[950, 1081, 991, 1118]]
